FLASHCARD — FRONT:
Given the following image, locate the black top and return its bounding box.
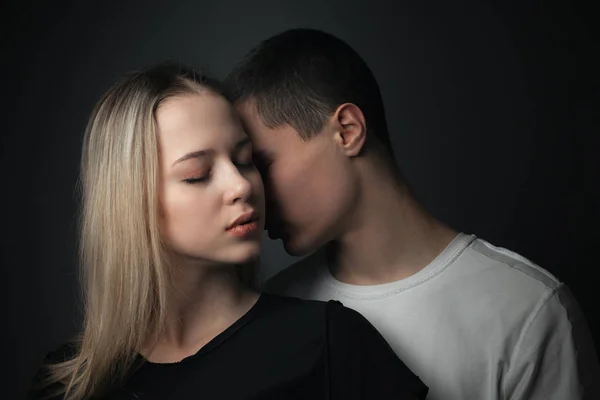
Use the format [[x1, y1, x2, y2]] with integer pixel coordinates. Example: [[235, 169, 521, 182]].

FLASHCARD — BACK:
[[30, 294, 428, 399]]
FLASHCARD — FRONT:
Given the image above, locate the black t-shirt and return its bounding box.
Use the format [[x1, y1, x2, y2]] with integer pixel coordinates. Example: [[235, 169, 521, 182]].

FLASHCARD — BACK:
[[31, 294, 428, 399]]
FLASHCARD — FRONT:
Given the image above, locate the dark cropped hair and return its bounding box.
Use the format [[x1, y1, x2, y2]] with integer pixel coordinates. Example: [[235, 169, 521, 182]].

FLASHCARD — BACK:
[[226, 28, 393, 153]]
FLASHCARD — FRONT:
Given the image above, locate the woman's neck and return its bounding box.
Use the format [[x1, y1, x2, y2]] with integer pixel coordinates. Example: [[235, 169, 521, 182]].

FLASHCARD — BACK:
[[143, 259, 259, 363]]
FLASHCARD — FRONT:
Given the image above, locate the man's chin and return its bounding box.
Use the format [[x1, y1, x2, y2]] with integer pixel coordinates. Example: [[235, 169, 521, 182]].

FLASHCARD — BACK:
[[281, 235, 315, 257], [267, 229, 280, 241], [267, 227, 317, 256]]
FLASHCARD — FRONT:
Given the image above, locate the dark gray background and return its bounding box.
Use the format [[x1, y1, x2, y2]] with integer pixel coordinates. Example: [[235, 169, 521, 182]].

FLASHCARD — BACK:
[[2, 0, 598, 398]]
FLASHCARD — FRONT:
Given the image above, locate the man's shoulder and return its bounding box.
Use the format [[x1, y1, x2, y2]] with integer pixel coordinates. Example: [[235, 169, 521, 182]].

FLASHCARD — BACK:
[[262, 249, 327, 299], [456, 237, 573, 329], [466, 237, 562, 292]]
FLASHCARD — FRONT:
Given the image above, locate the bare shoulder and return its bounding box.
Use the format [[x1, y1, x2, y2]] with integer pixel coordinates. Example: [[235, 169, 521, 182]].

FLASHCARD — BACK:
[[262, 249, 326, 298]]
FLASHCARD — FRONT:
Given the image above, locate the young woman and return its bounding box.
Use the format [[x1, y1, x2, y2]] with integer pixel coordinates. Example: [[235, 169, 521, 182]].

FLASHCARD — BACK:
[[29, 63, 428, 400]]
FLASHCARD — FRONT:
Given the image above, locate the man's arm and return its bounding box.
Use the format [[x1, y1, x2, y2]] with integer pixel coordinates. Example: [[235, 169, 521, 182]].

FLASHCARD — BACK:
[[503, 284, 600, 399]]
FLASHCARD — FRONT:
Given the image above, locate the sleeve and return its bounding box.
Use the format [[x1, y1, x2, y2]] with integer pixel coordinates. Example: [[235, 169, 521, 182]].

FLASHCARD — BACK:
[[27, 343, 77, 400], [27, 360, 63, 400], [503, 284, 600, 400], [325, 300, 428, 400]]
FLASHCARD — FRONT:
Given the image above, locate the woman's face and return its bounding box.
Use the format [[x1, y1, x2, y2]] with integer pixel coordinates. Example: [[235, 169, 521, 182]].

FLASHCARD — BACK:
[[156, 91, 265, 265]]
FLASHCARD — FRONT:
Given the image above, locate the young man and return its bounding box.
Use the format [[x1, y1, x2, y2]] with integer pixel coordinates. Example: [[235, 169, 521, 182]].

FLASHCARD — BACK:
[[226, 29, 599, 399]]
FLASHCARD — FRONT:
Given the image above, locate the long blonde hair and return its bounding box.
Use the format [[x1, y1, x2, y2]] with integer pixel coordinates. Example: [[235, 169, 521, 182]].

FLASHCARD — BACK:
[[41, 63, 257, 400]]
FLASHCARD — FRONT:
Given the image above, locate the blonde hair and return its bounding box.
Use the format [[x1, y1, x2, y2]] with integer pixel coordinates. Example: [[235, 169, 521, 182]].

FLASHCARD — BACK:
[[40, 63, 257, 399]]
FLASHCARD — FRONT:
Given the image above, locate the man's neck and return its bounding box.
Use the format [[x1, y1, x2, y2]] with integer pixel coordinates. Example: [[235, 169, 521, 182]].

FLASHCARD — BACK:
[[327, 159, 458, 285]]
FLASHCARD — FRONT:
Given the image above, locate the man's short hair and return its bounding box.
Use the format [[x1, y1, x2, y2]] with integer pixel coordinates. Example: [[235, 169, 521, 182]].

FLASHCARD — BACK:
[[226, 28, 393, 152]]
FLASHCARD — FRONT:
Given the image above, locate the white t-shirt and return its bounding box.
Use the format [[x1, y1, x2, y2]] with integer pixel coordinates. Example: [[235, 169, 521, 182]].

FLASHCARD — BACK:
[[264, 233, 600, 400]]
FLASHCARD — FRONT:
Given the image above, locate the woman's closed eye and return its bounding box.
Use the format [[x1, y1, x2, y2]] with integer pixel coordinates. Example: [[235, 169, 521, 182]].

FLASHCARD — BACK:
[[183, 171, 211, 184]]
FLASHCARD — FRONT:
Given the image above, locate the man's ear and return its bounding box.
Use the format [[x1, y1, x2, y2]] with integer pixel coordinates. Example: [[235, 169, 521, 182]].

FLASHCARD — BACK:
[[331, 103, 366, 157]]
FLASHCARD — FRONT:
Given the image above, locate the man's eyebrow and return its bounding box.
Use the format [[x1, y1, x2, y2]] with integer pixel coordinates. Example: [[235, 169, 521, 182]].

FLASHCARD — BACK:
[[251, 149, 270, 160], [235, 137, 252, 150]]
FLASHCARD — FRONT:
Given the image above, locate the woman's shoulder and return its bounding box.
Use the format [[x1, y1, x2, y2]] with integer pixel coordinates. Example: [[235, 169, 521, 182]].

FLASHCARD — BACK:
[[259, 293, 351, 321], [262, 295, 428, 398], [318, 300, 430, 399], [260, 292, 332, 308], [257, 293, 380, 344], [254, 293, 348, 339], [259, 292, 366, 321]]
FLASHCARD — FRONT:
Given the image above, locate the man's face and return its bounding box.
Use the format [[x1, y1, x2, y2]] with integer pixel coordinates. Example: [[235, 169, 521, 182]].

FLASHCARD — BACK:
[[236, 101, 357, 256]]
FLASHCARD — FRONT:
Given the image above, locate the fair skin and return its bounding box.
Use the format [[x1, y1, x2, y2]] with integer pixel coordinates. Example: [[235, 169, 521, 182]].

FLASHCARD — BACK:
[[237, 100, 457, 285], [145, 91, 265, 363]]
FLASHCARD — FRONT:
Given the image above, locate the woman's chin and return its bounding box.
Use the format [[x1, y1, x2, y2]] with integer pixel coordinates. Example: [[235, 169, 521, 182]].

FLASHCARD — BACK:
[[226, 241, 262, 264], [173, 240, 262, 266]]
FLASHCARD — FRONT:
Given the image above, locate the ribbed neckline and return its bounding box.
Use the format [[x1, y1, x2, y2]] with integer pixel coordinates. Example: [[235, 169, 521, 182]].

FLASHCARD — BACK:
[[319, 233, 476, 301]]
